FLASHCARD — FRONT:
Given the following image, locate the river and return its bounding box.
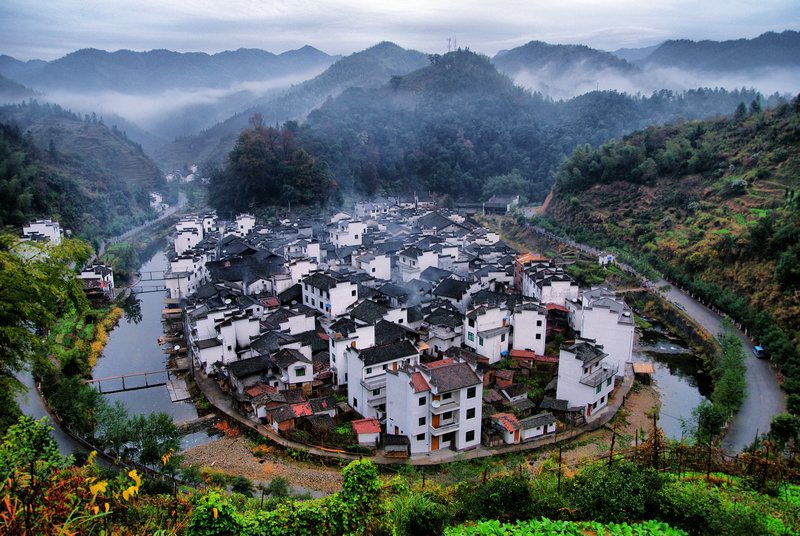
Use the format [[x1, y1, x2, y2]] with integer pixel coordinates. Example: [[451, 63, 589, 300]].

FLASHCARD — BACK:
[[95, 249, 215, 450]]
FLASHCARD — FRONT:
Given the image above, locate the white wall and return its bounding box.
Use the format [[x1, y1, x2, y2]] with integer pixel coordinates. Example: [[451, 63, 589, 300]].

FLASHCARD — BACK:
[[511, 308, 547, 355]]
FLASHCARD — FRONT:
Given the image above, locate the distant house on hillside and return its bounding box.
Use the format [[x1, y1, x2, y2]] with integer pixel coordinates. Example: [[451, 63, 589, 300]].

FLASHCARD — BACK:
[[483, 195, 520, 215]]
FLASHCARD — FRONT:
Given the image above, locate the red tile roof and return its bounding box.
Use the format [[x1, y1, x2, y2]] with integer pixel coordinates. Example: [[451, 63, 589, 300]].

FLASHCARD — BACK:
[[410, 372, 430, 393], [351, 418, 381, 435], [291, 402, 313, 418], [493, 412, 521, 433], [546, 303, 569, 312], [424, 358, 454, 369], [244, 383, 276, 398], [509, 349, 559, 363]]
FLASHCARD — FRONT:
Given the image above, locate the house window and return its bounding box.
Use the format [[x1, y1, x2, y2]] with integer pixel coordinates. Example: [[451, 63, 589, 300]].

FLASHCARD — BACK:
[[536, 334, 542, 340], [366, 367, 372, 374], [442, 392, 452, 400], [467, 386, 477, 399], [419, 397, 426, 406], [596, 384, 601, 394], [372, 268, 376, 273], [466, 430, 475, 442], [467, 408, 475, 419], [478, 337, 484, 346], [536, 320, 542, 326], [352, 290, 357, 296], [353, 398, 358, 407], [354, 235, 359, 239], [607, 377, 612, 387], [468, 318, 475, 327], [416, 433, 425, 441], [295, 366, 306, 377], [373, 389, 380, 396], [443, 411, 452, 420], [601, 395, 606, 404], [467, 332, 475, 342], [501, 333, 506, 342], [418, 417, 426, 426], [227, 346, 232, 351]]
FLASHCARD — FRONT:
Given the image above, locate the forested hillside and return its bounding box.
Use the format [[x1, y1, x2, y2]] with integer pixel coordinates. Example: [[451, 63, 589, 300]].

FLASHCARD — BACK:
[[545, 97, 800, 410], [0, 101, 163, 242], [290, 50, 776, 201], [159, 42, 429, 168]]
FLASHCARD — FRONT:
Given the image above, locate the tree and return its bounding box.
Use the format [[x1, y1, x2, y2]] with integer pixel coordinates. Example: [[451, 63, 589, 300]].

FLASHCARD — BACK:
[[127, 412, 180, 468], [481, 171, 528, 200], [0, 235, 92, 430]]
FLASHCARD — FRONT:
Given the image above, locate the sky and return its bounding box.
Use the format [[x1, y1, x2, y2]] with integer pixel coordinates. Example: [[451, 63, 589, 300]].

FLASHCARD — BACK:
[[2, 0, 799, 60]]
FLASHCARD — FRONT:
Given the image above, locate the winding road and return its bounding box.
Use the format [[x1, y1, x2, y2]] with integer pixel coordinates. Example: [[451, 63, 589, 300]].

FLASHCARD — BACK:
[[524, 224, 786, 452]]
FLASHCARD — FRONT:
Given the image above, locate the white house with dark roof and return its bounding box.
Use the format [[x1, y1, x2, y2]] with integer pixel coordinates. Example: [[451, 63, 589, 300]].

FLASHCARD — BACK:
[[22, 219, 62, 245], [77, 263, 115, 296], [463, 305, 511, 363], [327, 317, 376, 387], [235, 213, 256, 236], [422, 307, 464, 355], [301, 272, 358, 318], [398, 246, 439, 282], [521, 263, 579, 306], [511, 302, 547, 355], [329, 219, 366, 247], [267, 348, 314, 390], [556, 339, 617, 420], [566, 287, 634, 377], [346, 340, 420, 421], [520, 412, 557, 441], [432, 278, 477, 313], [386, 358, 482, 454], [352, 252, 391, 280]]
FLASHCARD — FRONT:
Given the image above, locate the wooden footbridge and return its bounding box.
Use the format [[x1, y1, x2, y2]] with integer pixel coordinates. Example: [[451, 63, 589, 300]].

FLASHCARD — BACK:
[[86, 369, 192, 402], [131, 270, 167, 295]]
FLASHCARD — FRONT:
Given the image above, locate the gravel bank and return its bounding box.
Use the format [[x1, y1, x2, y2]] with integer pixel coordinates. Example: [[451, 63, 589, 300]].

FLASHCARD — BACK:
[[182, 436, 343, 495]]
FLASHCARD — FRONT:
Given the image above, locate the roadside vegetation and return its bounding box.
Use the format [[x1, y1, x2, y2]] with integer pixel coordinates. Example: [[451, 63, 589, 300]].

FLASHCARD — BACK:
[[3, 416, 799, 535]]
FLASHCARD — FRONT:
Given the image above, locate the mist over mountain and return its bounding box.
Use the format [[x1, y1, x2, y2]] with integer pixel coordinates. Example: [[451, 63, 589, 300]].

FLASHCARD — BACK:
[[640, 30, 800, 71], [0, 101, 163, 241], [263, 50, 776, 204], [0, 74, 36, 103], [495, 32, 800, 99], [0, 46, 340, 143], [158, 41, 429, 169]]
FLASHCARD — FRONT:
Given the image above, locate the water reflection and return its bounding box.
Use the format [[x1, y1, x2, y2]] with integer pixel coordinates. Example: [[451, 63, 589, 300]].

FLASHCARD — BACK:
[[120, 294, 143, 325], [634, 319, 712, 439]]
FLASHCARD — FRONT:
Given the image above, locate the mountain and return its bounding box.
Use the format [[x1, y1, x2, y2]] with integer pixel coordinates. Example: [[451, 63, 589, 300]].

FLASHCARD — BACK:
[[494, 40, 638, 75], [158, 41, 429, 169], [0, 46, 339, 92], [0, 74, 36, 102], [490, 40, 639, 99], [611, 44, 661, 62], [275, 50, 773, 203], [0, 101, 164, 242], [545, 98, 800, 403], [640, 30, 800, 71]]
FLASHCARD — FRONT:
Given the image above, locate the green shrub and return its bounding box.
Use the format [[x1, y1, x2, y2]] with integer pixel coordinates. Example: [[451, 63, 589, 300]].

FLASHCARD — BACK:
[[230, 475, 255, 497], [390, 492, 451, 536], [566, 460, 664, 523], [454, 473, 534, 522]]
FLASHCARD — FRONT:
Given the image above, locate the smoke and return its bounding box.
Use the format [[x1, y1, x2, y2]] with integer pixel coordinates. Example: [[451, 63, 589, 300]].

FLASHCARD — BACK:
[[511, 61, 800, 99], [38, 66, 329, 137]]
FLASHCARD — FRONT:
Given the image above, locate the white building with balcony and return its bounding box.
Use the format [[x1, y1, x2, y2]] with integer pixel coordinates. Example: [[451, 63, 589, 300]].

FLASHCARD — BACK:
[[327, 318, 376, 387], [556, 339, 617, 421], [463, 305, 511, 363], [346, 340, 420, 421], [398, 247, 439, 282], [386, 358, 483, 454]]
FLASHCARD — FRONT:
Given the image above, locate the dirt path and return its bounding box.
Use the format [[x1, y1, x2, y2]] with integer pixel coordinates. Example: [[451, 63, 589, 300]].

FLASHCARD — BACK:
[[182, 436, 343, 495]]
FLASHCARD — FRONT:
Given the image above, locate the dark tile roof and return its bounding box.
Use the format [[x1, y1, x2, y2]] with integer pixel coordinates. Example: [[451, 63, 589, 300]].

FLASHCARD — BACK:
[[566, 341, 607, 365], [424, 361, 481, 392], [424, 307, 463, 329], [433, 278, 470, 299], [329, 317, 358, 337], [357, 340, 418, 366], [303, 272, 342, 291], [399, 246, 424, 259], [375, 320, 407, 346], [271, 348, 311, 368], [520, 412, 555, 429], [377, 283, 408, 299], [250, 331, 297, 355], [226, 356, 270, 379], [349, 299, 389, 324]]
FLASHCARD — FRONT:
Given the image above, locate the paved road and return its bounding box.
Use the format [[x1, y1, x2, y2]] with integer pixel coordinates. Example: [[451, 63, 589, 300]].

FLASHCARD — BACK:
[[659, 282, 786, 452], [96, 191, 187, 259], [524, 224, 785, 452]]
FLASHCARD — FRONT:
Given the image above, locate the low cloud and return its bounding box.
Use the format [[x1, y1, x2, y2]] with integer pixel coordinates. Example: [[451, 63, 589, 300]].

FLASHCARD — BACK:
[[511, 62, 800, 100]]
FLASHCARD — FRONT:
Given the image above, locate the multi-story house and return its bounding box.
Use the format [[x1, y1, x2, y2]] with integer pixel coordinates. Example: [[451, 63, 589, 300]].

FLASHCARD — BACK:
[[511, 302, 547, 355], [352, 252, 391, 280], [463, 305, 511, 363], [521, 263, 579, 306], [566, 287, 634, 377], [556, 339, 618, 421], [329, 219, 366, 247], [327, 317, 376, 387], [386, 358, 483, 454], [301, 272, 358, 318], [346, 340, 420, 421], [398, 246, 439, 282], [22, 219, 63, 245]]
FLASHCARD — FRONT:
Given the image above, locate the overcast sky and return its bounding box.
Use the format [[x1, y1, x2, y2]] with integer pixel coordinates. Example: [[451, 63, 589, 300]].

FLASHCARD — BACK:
[[2, 0, 799, 60]]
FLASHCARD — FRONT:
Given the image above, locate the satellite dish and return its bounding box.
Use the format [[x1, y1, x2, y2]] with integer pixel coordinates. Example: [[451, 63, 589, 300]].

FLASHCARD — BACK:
[[174, 344, 181, 351], [224, 298, 232, 305]]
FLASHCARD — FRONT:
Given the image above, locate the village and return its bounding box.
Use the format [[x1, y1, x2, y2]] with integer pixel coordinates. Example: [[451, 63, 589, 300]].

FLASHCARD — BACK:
[[139, 196, 646, 462]]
